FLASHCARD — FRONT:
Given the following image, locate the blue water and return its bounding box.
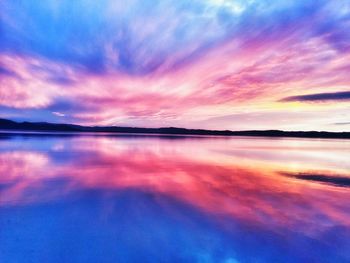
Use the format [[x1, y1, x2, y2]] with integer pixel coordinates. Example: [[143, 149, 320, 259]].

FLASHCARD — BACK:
[[1, 133, 350, 262]]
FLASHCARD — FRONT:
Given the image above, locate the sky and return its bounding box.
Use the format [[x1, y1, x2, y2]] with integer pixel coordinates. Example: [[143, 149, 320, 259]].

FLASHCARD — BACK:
[[0, 0, 350, 131]]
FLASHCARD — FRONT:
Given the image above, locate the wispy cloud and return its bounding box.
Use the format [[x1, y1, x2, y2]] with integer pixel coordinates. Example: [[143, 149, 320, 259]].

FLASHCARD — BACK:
[[52, 112, 65, 117], [334, 122, 350, 126], [280, 91, 350, 102]]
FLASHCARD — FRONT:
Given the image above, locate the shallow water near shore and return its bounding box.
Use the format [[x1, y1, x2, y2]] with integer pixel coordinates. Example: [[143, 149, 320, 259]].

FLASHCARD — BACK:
[[1, 133, 349, 262]]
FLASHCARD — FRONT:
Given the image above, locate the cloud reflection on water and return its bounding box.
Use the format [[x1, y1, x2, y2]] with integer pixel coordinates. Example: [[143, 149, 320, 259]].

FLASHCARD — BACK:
[[0, 135, 349, 262]]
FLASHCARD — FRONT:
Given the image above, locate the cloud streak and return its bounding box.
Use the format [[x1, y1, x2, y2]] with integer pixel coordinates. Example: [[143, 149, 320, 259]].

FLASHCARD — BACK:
[[280, 91, 350, 102], [334, 122, 350, 126]]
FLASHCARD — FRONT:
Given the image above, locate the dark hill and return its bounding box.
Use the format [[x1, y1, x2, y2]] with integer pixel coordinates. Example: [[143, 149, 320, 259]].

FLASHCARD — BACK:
[[0, 118, 349, 139]]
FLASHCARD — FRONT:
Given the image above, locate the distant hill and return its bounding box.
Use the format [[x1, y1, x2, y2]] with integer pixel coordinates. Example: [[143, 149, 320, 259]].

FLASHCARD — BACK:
[[1, 118, 350, 139]]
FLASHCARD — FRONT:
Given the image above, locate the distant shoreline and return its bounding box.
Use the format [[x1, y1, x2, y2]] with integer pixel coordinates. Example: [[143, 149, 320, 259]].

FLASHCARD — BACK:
[[1, 118, 350, 139]]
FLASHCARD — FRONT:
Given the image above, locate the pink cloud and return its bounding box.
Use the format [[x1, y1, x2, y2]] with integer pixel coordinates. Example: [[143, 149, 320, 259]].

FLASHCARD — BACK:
[[1, 33, 350, 130]]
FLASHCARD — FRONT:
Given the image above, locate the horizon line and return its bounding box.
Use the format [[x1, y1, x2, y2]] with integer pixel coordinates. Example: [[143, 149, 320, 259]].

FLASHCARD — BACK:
[[1, 118, 350, 140]]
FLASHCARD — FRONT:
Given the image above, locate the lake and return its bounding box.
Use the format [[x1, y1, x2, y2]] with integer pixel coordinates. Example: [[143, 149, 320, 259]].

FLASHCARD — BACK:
[[0, 132, 349, 262]]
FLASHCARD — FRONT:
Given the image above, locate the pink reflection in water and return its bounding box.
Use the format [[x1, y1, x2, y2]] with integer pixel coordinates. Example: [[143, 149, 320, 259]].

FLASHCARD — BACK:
[[1, 135, 349, 237]]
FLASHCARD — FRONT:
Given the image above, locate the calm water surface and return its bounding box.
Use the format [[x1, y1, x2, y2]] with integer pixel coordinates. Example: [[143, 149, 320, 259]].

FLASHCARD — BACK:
[[0, 133, 349, 262]]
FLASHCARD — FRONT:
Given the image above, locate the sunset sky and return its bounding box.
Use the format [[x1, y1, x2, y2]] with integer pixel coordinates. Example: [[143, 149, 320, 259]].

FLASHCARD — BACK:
[[1, 0, 350, 131]]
